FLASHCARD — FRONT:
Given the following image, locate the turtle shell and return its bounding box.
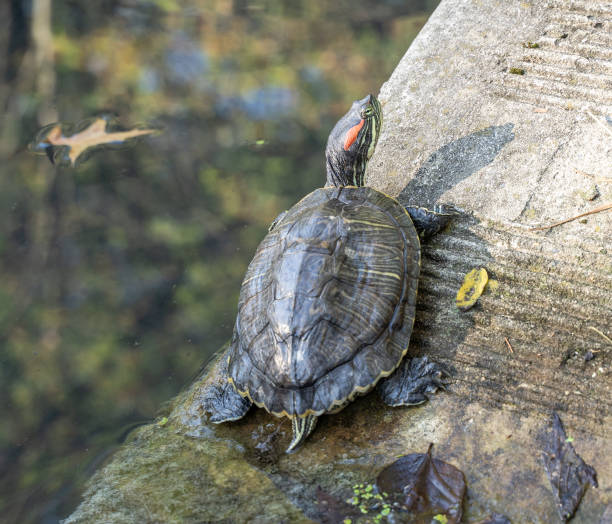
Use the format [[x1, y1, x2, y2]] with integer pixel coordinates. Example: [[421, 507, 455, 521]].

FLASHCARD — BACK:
[[227, 186, 420, 418]]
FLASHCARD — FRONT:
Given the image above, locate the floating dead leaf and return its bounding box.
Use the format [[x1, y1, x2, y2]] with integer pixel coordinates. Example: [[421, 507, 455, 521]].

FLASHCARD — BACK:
[[456, 268, 488, 311], [376, 443, 466, 523], [541, 412, 598, 522], [30, 116, 157, 166]]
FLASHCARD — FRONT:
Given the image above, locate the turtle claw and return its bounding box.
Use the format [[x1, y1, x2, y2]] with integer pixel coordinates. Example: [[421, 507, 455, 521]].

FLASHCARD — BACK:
[[377, 356, 449, 407], [433, 203, 463, 216], [202, 380, 252, 423]]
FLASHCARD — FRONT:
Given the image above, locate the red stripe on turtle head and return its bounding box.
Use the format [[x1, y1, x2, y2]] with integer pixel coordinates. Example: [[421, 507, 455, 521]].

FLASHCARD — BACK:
[[343, 119, 364, 151]]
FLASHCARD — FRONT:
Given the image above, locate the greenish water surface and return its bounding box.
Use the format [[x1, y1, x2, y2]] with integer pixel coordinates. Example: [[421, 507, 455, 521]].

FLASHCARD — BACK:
[[0, 1, 439, 521]]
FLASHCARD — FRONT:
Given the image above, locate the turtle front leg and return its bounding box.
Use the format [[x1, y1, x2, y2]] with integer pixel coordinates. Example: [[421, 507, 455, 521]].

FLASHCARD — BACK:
[[404, 204, 458, 239], [377, 356, 447, 407], [202, 353, 252, 423]]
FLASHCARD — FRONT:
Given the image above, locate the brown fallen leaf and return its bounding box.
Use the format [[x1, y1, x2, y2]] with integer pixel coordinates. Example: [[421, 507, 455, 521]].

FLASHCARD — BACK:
[[376, 443, 466, 523], [541, 412, 598, 522], [31, 117, 157, 166], [529, 203, 612, 231]]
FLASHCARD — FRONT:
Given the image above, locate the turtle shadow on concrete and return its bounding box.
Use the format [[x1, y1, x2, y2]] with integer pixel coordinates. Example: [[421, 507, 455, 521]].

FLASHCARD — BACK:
[[396, 123, 515, 369], [398, 123, 515, 207]]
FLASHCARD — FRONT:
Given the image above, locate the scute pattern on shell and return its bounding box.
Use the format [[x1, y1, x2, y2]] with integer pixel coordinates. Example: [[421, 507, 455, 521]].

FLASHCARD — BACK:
[[228, 186, 420, 417]]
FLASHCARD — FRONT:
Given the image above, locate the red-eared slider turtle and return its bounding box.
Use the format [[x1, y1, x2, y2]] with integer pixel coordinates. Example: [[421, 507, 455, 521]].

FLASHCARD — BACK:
[[204, 94, 453, 452]]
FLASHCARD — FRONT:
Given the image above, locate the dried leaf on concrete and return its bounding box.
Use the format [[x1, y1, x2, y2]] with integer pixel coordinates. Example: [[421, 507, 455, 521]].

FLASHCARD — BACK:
[[376, 443, 466, 523], [541, 412, 598, 522]]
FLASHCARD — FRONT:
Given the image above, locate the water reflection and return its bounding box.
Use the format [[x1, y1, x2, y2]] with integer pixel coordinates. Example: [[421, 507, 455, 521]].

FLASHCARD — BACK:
[[0, 0, 438, 522]]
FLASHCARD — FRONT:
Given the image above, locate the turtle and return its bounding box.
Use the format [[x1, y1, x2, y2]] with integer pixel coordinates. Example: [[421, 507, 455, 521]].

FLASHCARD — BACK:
[[203, 94, 454, 453]]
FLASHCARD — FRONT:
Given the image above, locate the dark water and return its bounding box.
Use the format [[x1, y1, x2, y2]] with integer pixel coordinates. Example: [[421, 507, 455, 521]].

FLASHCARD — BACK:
[[0, 1, 439, 521]]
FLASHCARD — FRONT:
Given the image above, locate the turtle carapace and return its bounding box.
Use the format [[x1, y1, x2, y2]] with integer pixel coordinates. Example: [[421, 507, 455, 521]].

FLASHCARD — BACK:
[[203, 94, 453, 452]]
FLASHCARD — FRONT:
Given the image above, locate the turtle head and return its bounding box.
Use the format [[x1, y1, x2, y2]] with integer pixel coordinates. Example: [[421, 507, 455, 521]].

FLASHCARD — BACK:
[[325, 94, 382, 187]]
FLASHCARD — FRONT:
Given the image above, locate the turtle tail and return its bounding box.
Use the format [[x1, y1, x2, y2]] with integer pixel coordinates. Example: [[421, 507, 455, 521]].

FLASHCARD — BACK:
[[286, 414, 318, 453]]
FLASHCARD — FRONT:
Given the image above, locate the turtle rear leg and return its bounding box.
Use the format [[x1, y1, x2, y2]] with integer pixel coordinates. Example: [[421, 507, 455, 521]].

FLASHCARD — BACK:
[[203, 379, 252, 423], [405, 204, 458, 239], [202, 348, 251, 423], [377, 356, 448, 407], [286, 414, 318, 453]]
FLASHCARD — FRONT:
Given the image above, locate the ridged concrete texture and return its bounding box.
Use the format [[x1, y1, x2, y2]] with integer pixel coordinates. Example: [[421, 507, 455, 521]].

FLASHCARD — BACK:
[[368, 0, 611, 520]]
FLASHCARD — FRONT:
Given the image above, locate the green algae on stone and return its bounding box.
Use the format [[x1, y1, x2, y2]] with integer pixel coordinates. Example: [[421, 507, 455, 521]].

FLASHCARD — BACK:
[[64, 375, 309, 524], [343, 482, 394, 522]]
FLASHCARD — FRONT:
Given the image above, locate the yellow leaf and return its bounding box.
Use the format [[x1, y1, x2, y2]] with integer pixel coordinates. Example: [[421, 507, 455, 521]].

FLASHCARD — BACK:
[[456, 268, 488, 311]]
